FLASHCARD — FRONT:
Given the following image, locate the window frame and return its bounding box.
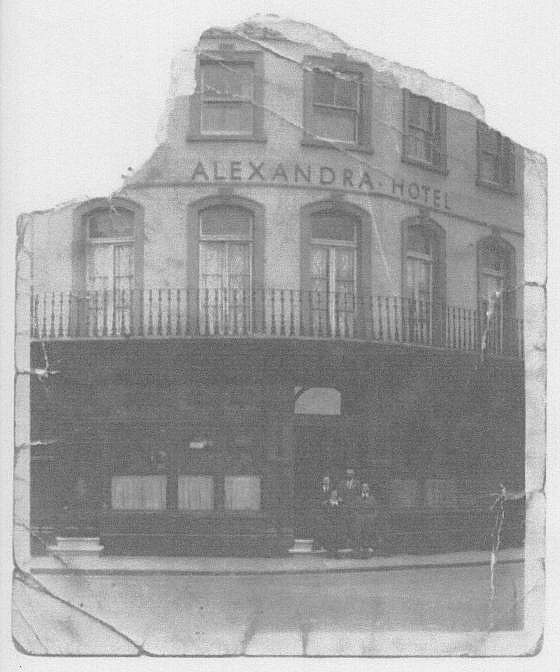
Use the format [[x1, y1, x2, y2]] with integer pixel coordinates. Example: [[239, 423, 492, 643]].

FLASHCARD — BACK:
[[476, 235, 517, 355], [401, 216, 447, 345], [302, 56, 373, 153], [476, 121, 516, 193], [402, 89, 448, 174], [188, 50, 266, 142]]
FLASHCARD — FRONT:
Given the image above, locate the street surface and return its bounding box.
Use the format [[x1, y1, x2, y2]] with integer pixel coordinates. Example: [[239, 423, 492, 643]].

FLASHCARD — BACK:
[[13, 560, 523, 655]]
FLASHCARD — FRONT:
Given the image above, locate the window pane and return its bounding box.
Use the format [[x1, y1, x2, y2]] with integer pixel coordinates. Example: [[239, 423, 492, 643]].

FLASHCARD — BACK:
[[227, 244, 251, 289], [311, 214, 356, 241], [202, 64, 253, 100], [335, 77, 359, 108], [311, 107, 356, 142], [313, 71, 336, 105], [480, 126, 499, 154], [480, 152, 499, 183], [200, 243, 226, 288], [407, 128, 433, 162], [202, 101, 253, 133], [88, 209, 134, 238], [335, 248, 354, 281], [311, 246, 328, 278], [407, 258, 432, 303], [200, 206, 253, 239], [409, 96, 431, 130], [87, 244, 113, 291], [178, 475, 214, 510], [408, 227, 432, 255], [480, 245, 504, 273], [111, 475, 166, 510], [224, 475, 261, 510]]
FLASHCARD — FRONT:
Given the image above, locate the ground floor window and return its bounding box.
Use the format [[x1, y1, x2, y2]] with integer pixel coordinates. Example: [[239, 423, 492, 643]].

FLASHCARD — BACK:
[[178, 475, 215, 510], [111, 475, 167, 510], [224, 475, 261, 510]]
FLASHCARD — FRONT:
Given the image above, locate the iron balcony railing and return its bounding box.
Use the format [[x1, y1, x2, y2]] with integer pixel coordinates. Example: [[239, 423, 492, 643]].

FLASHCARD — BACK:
[[30, 288, 524, 359]]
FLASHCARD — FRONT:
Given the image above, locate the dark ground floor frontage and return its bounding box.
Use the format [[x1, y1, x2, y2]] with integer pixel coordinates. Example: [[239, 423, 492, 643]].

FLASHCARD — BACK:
[[29, 338, 525, 556]]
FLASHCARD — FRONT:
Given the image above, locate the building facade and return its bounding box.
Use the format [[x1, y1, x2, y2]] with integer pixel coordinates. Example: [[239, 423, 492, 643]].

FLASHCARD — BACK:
[[23, 17, 525, 557]]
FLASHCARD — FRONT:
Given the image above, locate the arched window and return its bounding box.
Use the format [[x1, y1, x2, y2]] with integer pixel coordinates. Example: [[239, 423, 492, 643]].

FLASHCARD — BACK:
[[402, 217, 446, 344], [477, 236, 515, 354], [199, 205, 253, 333], [86, 208, 135, 332], [301, 201, 372, 338], [310, 211, 358, 335], [71, 198, 143, 336], [187, 196, 265, 336]]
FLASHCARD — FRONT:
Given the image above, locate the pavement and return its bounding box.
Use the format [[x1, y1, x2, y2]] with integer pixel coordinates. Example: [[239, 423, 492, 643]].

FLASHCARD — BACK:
[[27, 546, 523, 575], [13, 551, 528, 656]]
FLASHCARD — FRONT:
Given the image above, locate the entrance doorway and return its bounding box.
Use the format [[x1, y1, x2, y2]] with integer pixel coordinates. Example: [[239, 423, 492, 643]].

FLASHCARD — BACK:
[[294, 421, 363, 537]]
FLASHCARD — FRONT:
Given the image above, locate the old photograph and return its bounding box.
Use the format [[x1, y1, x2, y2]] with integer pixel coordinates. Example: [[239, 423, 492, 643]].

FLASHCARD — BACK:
[[5, 1, 551, 662]]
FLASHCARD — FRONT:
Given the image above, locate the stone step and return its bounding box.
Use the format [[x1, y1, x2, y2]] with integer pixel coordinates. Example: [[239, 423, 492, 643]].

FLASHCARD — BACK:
[[47, 537, 104, 557], [288, 539, 327, 554]]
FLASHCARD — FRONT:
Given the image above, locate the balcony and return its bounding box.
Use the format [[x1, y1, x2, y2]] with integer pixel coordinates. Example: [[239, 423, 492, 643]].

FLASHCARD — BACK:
[[30, 288, 524, 359]]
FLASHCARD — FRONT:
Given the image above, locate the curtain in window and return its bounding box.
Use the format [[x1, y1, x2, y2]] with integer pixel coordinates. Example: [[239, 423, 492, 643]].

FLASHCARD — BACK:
[[87, 242, 133, 335], [224, 476, 261, 510], [111, 475, 166, 510], [178, 475, 214, 510]]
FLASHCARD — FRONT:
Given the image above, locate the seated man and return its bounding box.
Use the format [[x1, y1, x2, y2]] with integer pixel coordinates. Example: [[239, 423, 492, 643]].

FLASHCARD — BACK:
[[352, 482, 379, 558]]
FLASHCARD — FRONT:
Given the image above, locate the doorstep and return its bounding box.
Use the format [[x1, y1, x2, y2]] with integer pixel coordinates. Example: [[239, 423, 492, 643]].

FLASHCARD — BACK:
[[26, 547, 524, 576]]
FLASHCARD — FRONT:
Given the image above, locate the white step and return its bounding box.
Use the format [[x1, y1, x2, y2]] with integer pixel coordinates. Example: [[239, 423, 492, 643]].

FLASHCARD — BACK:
[[288, 539, 321, 554], [47, 537, 104, 557]]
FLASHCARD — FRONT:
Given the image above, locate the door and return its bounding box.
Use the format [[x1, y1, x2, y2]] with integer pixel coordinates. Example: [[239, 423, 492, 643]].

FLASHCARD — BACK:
[[294, 425, 346, 537]]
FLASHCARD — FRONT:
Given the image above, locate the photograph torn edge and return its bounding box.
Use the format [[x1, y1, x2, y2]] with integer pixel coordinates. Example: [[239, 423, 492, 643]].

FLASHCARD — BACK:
[[9, 21, 548, 653]]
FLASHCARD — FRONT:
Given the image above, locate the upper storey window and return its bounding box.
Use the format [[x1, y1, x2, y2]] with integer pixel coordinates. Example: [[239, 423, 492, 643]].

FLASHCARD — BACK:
[[477, 122, 515, 192], [201, 63, 254, 134], [303, 56, 372, 152], [402, 90, 447, 173], [188, 52, 265, 141], [311, 70, 361, 143]]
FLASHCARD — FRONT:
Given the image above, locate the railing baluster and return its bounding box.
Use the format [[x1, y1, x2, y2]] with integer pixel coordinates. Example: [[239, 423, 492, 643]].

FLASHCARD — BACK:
[[41, 294, 47, 338], [49, 292, 55, 337], [233, 288, 239, 336], [376, 296, 383, 341], [138, 289, 144, 337], [280, 289, 285, 336], [165, 289, 171, 336], [156, 289, 162, 336], [129, 289, 135, 336], [58, 293, 64, 337], [66, 293, 72, 337], [185, 289, 191, 336], [33, 294, 40, 338], [270, 289, 276, 336], [289, 290, 295, 337], [308, 291, 313, 337], [147, 290, 153, 336], [176, 289, 181, 336], [92, 291, 99, 337], [210, 289, 217, 335], [120, 290, 126, 335]]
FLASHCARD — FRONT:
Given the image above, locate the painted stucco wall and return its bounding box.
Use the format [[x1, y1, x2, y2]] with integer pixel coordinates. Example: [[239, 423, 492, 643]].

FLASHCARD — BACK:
[[26, 21, 525, 317]]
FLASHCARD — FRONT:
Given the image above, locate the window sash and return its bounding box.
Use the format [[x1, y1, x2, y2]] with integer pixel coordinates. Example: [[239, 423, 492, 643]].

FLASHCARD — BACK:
[[111, 475, 167, 510], [478, 124, 515, 188], [178, 475, 214, 510], [311, 70, 361, 143], [200, 63, 254, 134], [224, 476, 261, 511]]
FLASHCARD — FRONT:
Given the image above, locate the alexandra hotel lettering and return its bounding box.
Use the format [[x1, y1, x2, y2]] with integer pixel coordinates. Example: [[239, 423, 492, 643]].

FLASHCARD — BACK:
[[188, 160, 452, 210]]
